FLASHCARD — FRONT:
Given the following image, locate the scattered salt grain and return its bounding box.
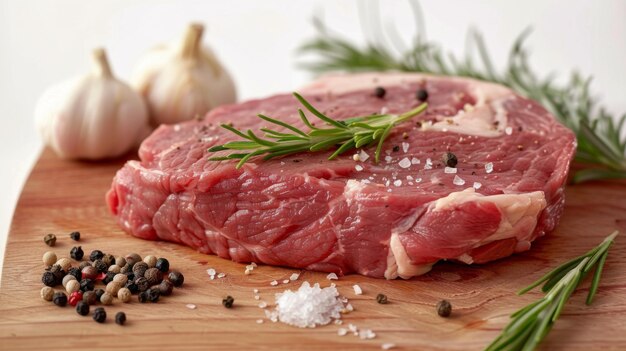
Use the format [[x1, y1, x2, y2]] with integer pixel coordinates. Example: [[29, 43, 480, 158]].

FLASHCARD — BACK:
[[253, 289, 259, 294], [505, 126, 513, 135], [359, 150, 370, 162], [254, 295, 261, 300], [393, 180, 402, 187], [398, 158, 411, 169], [444, 167, 457, 174], [283, 279, 290, 284], [401, 142, 409, 153], [186, 304, 197, 310], [355, 165, 364, 172], [326, 273, 338, 280], [270, 280, 278, 286], [353, 284, 363, 295], [259, 301, 268, 309], [338, 328, 348, 336], [273, 282, 345, 328], [251, 262, 257, 268], [348, 324, 358, 333], [359, 329, 377, 340], [406, 175, 413, 180], [256, 319, 264, 324], [485, 162, 494, 174], [473, 182, 482, 190], [382, 343, 397, 350], [453, 175, 466, 186], [334, 319, 343, 325], [411, 157, 420, 164], [415, 177, 422, 183], [384, 155, 392, 163], [345, 303, 354, 312], [207, 268, 216, 279], [353, 154, 360, 161], [424, 158, 433, 170], [290, 273, 300, 281], [217, 272, 226, 279]]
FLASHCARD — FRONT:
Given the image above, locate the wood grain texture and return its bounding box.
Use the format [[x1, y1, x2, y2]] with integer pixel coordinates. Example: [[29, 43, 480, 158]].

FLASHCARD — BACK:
[[1, 149, 625, 351]]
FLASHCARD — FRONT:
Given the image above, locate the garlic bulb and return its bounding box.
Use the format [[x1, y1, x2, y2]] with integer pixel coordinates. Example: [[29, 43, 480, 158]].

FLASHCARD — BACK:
[[35, 48, 150, 160], [131, 23, 237, 126]]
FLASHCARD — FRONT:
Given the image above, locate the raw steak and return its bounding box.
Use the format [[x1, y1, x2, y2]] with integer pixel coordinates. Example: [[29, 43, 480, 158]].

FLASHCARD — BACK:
[[107, 73, 576, 279]]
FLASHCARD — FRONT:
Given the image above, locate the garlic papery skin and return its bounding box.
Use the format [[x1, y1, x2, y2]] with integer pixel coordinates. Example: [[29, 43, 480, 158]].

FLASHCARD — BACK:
[[131, 23, 237, 126], [35, 49, 150, 160]]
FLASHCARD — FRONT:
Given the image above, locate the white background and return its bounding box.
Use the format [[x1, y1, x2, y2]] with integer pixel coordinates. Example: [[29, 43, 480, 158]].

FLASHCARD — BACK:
[[1, 0, 625, 273]]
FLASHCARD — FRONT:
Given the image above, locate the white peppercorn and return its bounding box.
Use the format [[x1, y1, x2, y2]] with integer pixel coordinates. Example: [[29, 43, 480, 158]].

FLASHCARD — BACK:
[[113, 273, 128, 285], [143, 255, 157, 268], [117, 287, 131, 303], [132, 262, 149, 277], [41, 286, 54, 301], [43, 251, 57, 266], [56, 258, 72, 271], [115, 256, 126, 267], [108, 264, 121, 274], [62, 275, 77, 288], [105, 281, 122, 296], [65, 279, 81, 294], [100, 292, 113, 305]]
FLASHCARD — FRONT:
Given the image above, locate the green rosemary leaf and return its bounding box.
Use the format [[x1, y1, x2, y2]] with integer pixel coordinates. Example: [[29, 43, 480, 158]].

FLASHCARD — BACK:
[[258, 114, 308, 137], [586, 250, 609, 305], [293, 92, 348, 129]]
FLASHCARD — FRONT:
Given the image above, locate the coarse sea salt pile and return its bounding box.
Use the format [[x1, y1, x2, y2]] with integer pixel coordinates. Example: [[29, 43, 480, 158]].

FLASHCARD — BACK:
[[267, 281, 345, 328]]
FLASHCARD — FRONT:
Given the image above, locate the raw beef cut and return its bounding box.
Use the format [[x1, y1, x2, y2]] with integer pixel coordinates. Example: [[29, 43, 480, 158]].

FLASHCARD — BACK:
[[107, 73, 576, 279]]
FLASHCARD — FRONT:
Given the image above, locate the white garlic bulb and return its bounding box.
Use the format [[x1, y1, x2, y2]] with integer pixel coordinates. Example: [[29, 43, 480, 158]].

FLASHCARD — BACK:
[[35, 48, 150, 160], [131, 23, 237, 126]]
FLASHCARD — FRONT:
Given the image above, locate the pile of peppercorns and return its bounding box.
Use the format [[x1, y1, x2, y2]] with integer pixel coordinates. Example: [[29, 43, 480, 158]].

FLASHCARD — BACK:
[[40, 232, 185, 325]]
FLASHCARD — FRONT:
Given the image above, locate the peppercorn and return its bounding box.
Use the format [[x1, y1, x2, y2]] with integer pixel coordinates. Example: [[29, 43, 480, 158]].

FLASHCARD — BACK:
[[158, 280, 173, 296], [56, 258, 72, 272], [82, 266, 98, 280], [78, 261, 92, 270], [42, 251, 57, 266], [437, 300, 452, 317], [117, 287, 131, 303], [105, 281, 122, 296], [442, 152, 458, 168], [125, 280, 139, 294], [138, 291, 149, 303], [135, 277, 149, 292], [108, 264, 121, 274], [392, 145, 400, 152], [65, 279, 81, 294], [144, 268, 163, 286], [222, 295, 234, 308], [93, 307, 106, 323], [68, 291, 83, 306], [143, 255, 157, 268], [102, 254, 115, 267], [113, 273, 128, 285], [416, 88, 428, 101], [374, 86, 386, 98], [100, 292, 113, 305], [120, 264, 131, 274], [53, 292, 67, 307], [50, 264, 65, 284], [62, 275, 77, 288], [93, 259, 107, 273], [69, 231, 80, 241], [132, 261, 149, 278], [41, 286, 54, 301], [80, 278, 95, 292], [70, 246, 84, 260], [83, 290, 97, 305], [125, 253, 141, 268], [147, 287, 160, 303], [168, 271, 184, 287], [99, 271, 112, 285], [76, 301, 89, 316], [94, 288, 105, 300], [44, 233, 56, 247], [42, 271, 57, 287], [155, 258, 170, 273], [376, 293, 388, 304], [89, 250, 104, 262], [115, 312, 126, 325], [124, 271, 135, 282], [115, 256, 126, 267], [67, 267, 82, 281]]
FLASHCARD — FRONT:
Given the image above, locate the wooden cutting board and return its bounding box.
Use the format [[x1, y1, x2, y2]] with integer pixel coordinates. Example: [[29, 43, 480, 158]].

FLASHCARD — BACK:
[[1, 149, 625, 351]]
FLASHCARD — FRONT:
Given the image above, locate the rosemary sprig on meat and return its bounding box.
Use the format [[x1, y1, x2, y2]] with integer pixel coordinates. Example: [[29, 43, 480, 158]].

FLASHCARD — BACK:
[[208, 92, 427, 168], [297, 4, 626, 183], [485, 231, 618, 351]]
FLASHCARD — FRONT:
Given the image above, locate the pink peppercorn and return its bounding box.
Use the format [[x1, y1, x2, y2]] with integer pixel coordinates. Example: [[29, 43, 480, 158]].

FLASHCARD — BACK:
[[68, 291, 83, 306]]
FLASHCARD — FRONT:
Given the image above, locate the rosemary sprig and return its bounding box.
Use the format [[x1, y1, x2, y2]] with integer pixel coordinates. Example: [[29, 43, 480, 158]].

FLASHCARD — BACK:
[[298, 6, 626, 183], [485, 231, 618, 351], [208, 92, 427, 168]]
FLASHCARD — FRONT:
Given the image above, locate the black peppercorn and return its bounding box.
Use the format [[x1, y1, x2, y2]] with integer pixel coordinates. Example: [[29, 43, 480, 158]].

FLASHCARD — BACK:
[[44, 233, 56, 247], [144, 268, 163, 286], [158, 280, 173, 296], [132, 261, 149, 278], [80, 278, 95, 292], [69, 231, 80, 241], [102, 271, 116, 285], [53, 292, 67, 307], [168, 271, 184, 287], [93, 307, 106, 323], [76, 301, 89, 316], [115, 312, 126, 325], [93, 259, 107, 273], [392, 145, 400, 152], [94, 288, 105, 300], [67, 267, 82, 281], [147, 287, 160, 303], [78, 261, 92, 270], [135, 277, 149, 292], [83, 290, 97, 305], [138, 291, 149, 303], [89, 250, 104, 262], [155, 258, 169, 273], [374, 86, 386, 98], [42, 271, 57, 287], [102, 254, 115, 267], [50, 264, 65, 285], [124, 271, 135, 281], [376, 293, 388, 304], [125, 280, 139, 294], [70, 246, 84, 260], [416, 88, 428, 101], [437, 300, 452, 317], [442, 152, 458, 168], [222, 295, 234, 308]]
